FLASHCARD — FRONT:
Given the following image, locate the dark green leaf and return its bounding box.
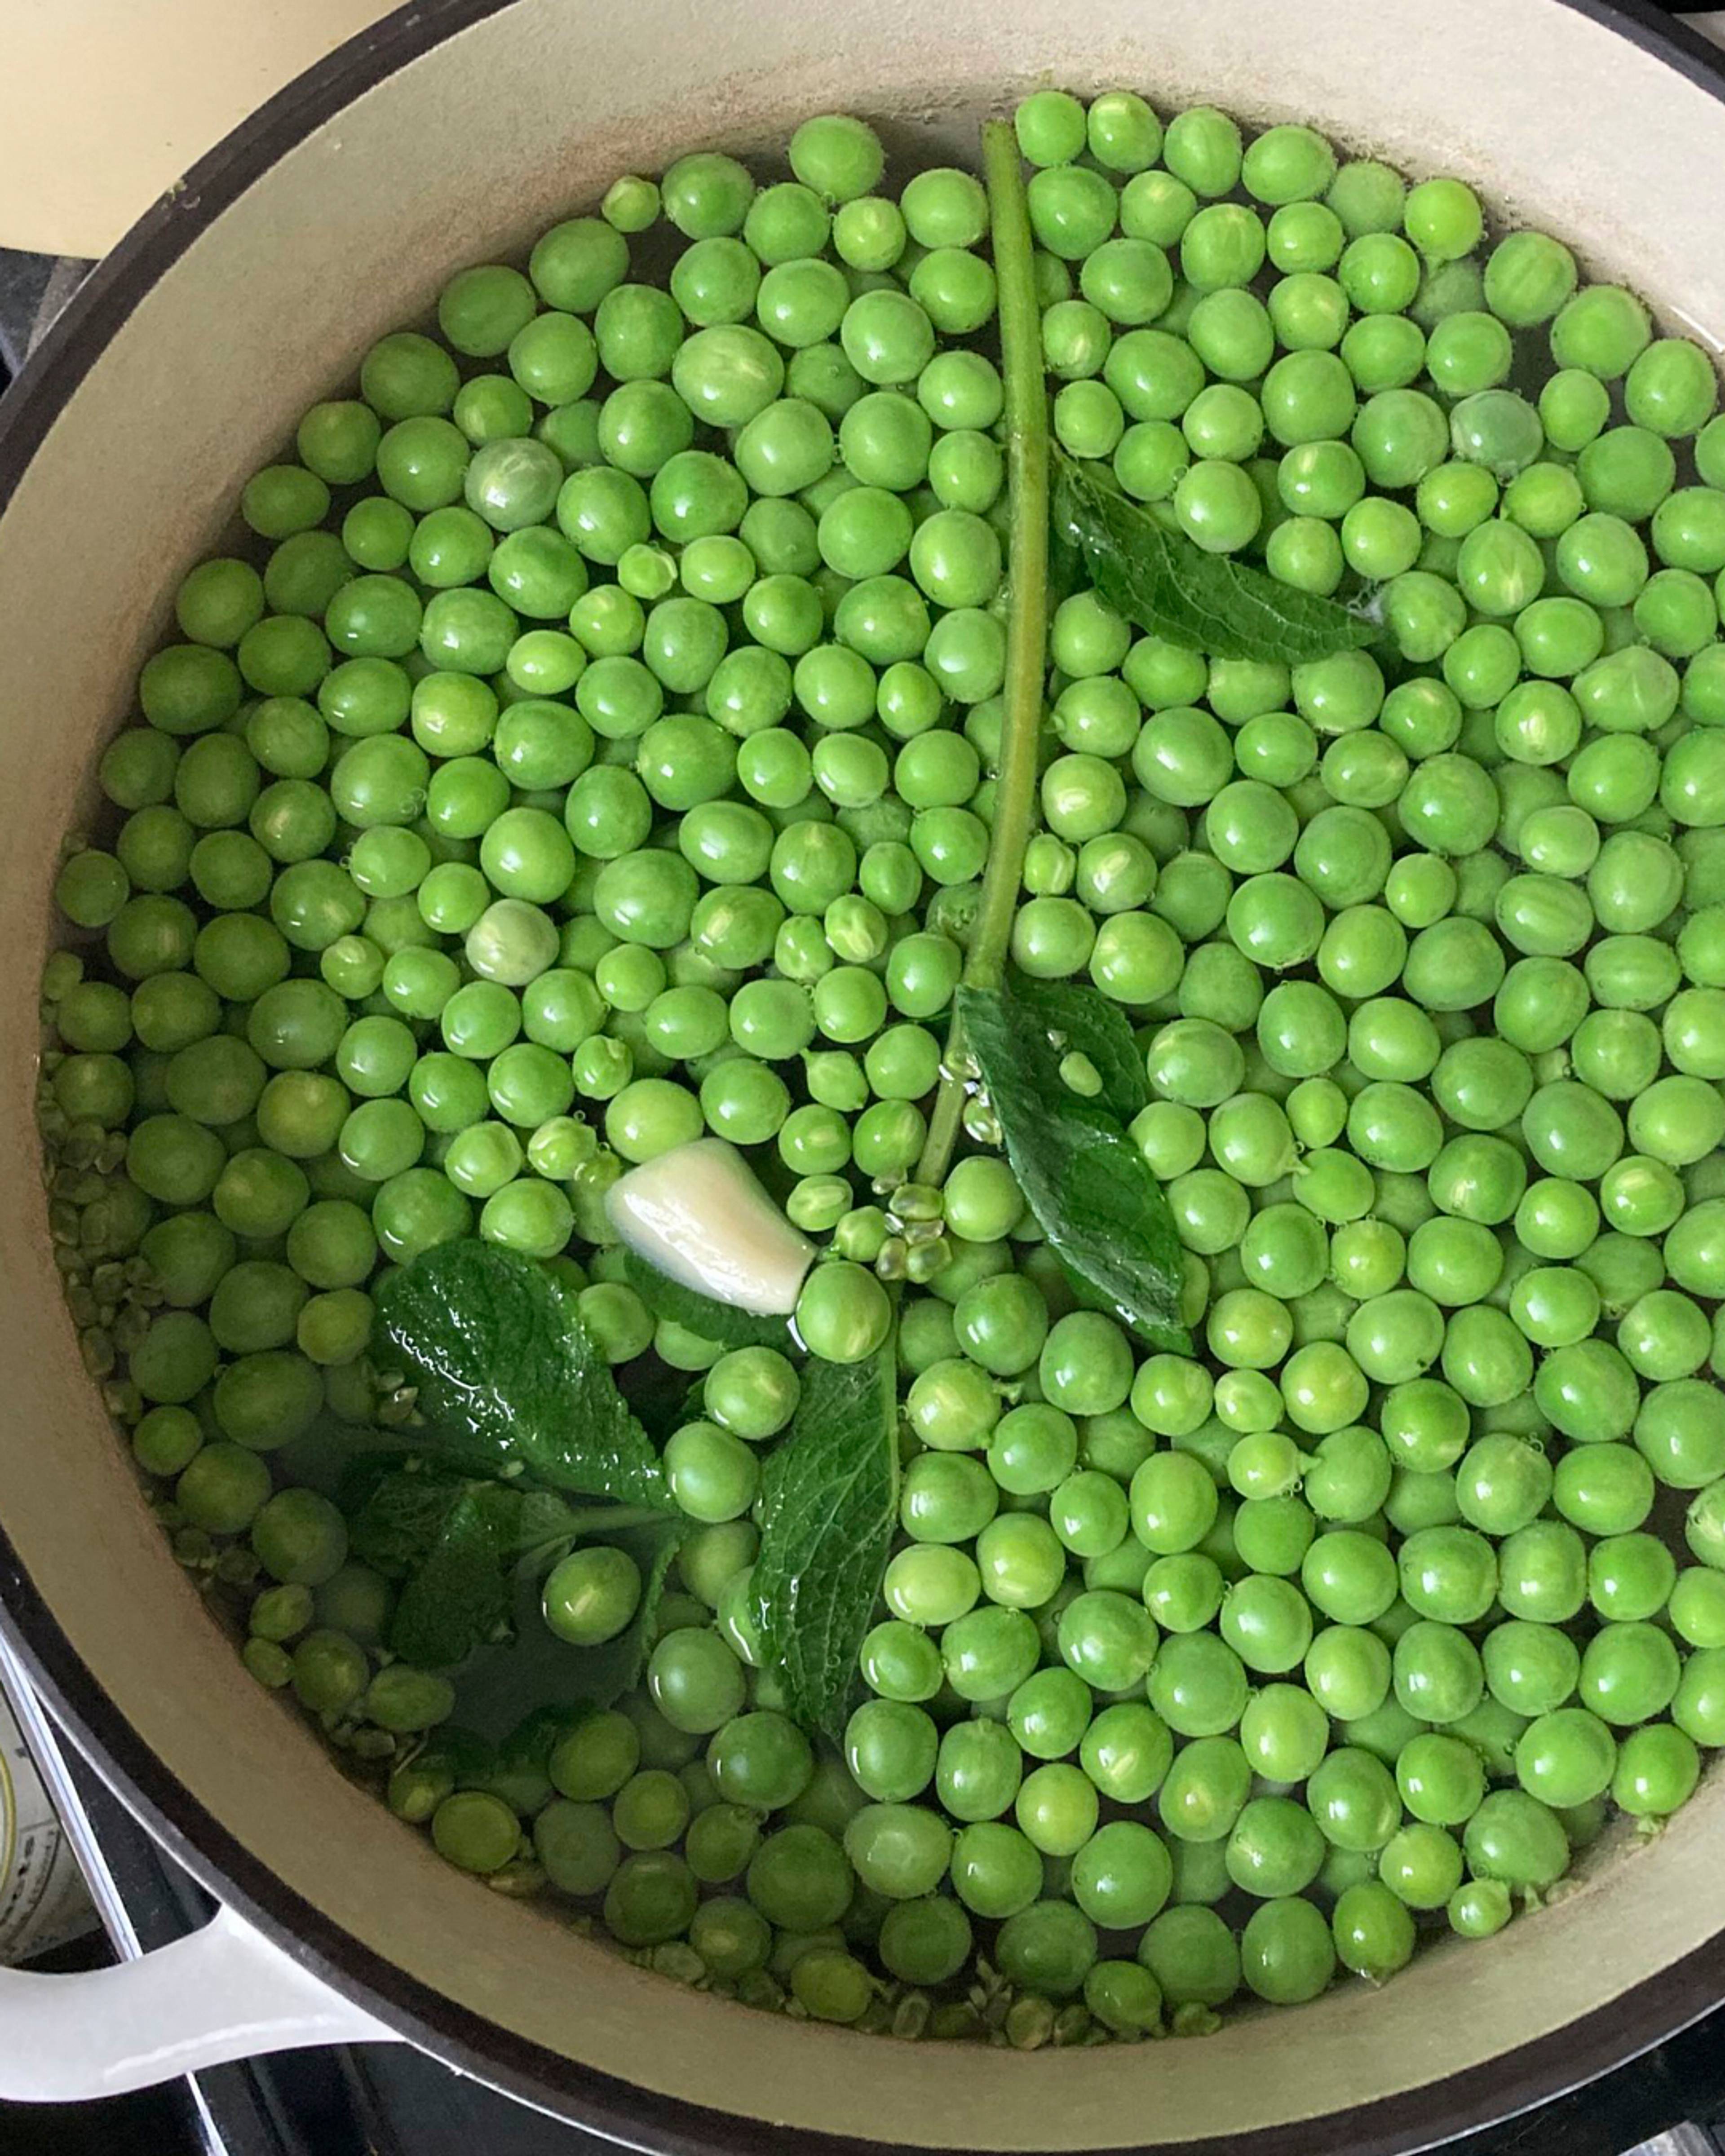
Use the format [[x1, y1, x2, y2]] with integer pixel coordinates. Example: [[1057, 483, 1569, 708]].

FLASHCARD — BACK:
[[752, 1344, 897, 1744], [388, 1486, 520, 1669], [516, 1486, 587, 1560], [1053, 449, 1380, 666], [376, 1239, 669, 1510], [958, 974, 1191, 1353], [616, 1355, 703, 1446], [346, 1462, 610, 1579], [497, 1704, 582, 1775], [450, 1513, 684, 1741], [623, 1250, 792, 1352], [360, 1453, 672, 1676], [275, 1419, 413, 1501], [402, 1723, 494, 1786], [345, 1462, 471, 1576], [1047, 519, 1084, 614], [989, 973, 1149, 1127]]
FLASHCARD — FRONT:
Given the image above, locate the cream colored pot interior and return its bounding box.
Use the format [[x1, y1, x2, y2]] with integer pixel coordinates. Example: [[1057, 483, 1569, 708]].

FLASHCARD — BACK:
[[2, 0, 1724, 2144]]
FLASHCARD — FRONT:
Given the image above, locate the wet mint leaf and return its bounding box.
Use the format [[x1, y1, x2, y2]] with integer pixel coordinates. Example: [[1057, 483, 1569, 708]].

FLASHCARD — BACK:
[[752, 1344, 897, 1744], [958, 973, 1191, 1354], [343, 1461, 473, 1575], [387, 1485, 520, 1669], [623, 1250, 792, 1352], [355, 1464, 649, 1671], [1053, 449, 1379, 665], [346, 1464, 597, 1576], [988, 972, 1149, 1125], [450, 1513, 685, 1741], [376, 1239, 669, 1510]]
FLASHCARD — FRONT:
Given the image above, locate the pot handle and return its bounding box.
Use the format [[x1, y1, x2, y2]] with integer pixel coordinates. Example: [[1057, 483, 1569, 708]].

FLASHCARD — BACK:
[[0, 1902, 398, 2100]]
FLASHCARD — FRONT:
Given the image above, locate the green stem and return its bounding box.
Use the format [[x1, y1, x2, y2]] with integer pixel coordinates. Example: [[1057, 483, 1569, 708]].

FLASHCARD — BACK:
[[558, 1504, 665, 1537], [964, 119, 1050, 994], [913, 118, 1049, 1190]]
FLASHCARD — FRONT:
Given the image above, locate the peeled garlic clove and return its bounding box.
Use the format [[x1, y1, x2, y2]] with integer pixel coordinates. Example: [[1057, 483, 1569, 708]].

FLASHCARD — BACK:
[[603, 1138, 815, 1315]]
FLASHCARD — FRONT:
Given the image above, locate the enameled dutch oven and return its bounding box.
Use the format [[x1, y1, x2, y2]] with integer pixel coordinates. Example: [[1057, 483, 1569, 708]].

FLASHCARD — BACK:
[[3, 2, 1725, 2147]]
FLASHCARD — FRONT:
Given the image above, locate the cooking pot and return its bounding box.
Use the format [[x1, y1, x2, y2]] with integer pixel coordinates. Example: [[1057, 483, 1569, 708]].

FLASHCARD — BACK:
[[2, 1, 1725, 2147]]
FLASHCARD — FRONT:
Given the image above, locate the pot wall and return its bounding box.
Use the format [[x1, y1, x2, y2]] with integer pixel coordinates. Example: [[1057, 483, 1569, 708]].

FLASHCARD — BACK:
[[2, 1, 1724, 2147]]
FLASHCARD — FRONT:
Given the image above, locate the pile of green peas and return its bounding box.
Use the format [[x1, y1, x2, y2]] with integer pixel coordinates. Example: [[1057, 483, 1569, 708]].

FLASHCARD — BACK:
[[36, 84, 1725, 2041]]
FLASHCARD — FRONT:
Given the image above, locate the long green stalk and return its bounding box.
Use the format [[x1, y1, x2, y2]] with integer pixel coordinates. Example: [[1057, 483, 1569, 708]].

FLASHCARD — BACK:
[[913, 118, 1049, 1189], [962, 121, 1050, 992]]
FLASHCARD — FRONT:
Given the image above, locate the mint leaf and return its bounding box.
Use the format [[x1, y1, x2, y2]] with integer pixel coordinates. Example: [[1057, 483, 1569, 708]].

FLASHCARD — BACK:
[[346, 1464, 604, 1576], [623, 1250, 792, 1351], [344, 1462, 473, 1574], [752, 1344, 897, 1743], [357, 1466, 651, 1670], [958, 974, 1191, 1353], [1053, 449, 1379, 665], [388, 1486, 520, 1668], [376, 1239, 669, 1510], [991, 973, 1149, 1125], [516, 1487, 590, 1559], [451, 1513, 684, 1741]]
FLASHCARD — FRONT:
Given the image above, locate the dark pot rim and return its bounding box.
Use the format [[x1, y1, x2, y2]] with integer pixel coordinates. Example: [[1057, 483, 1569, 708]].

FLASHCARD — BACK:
[[4, 1, 1725, 2149]]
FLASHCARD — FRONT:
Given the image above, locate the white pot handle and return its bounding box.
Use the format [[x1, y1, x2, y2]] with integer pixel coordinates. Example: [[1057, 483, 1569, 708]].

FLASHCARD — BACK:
[[0, 1902, 398, 2100]]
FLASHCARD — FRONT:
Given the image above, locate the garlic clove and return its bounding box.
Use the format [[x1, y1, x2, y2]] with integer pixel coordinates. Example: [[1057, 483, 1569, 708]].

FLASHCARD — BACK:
[[603, 1139, 815, 1315]]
